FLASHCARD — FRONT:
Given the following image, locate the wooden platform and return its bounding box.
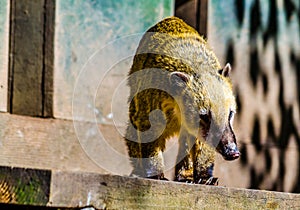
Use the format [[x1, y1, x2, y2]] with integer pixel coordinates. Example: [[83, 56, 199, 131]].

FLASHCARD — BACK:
[[0, 166, 299, 209], [0, 113, 299, 209]]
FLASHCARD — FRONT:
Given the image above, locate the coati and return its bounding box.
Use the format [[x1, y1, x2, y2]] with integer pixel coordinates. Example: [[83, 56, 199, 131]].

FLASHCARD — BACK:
[[125, 17, 240, 184]]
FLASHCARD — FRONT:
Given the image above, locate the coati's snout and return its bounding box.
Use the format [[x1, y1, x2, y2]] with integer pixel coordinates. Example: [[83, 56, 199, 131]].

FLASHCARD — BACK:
[[216, 124, 240, 160]]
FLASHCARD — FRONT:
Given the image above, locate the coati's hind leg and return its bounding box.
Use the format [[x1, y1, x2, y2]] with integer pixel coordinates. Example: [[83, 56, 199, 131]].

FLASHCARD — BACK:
[[125, 129, 166, 179], [125, 109, 168, 180], [193, 140, 218, 185]]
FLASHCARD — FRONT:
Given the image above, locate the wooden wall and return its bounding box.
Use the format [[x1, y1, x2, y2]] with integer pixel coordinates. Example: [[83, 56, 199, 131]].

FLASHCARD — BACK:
[[54, 0, 174, 120]]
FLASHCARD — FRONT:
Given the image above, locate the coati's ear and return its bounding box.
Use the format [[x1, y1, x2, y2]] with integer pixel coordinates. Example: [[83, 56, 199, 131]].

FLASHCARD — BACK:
[[169, 72, 190, 85], [218, 63, 231, 77]]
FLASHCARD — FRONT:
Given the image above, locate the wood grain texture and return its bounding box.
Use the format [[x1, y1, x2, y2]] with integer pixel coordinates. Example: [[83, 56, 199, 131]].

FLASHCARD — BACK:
[[196, 0, 208, 37], [43, 0, 55, 117], [9, 0, 45, 116], [49, 171, 299, 209], [175, 0, 197, 29], [0, 113, 118, 174], [7, 0, 55, 117], [50, 172, 300, 209], [0, 113, 299, 192], [0, 166, 298, 209]]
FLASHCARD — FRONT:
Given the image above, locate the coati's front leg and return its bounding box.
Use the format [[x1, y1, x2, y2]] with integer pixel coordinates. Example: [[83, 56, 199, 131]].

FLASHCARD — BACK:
[[175, 130, 195, 183], [193, 139, 218, 185], [175, 130, 217, 185]]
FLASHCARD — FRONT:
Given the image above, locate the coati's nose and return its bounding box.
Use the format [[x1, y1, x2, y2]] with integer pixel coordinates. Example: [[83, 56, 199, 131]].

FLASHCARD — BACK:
[[224, 148, 240, 160], [231, 150, 240, 159]]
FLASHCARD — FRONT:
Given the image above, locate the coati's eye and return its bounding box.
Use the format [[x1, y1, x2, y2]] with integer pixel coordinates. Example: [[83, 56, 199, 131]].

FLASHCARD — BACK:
[[199, 111, 211, 138], [200, 114, 210, 123], [200, 111, 211, 126]]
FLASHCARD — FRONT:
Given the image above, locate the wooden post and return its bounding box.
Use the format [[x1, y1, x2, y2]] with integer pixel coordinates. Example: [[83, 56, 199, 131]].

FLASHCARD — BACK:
[[196, 0, 208, 37], [175, 0, 208, 37], [43, 0, 55, 117], [8, 0, 54, 117]]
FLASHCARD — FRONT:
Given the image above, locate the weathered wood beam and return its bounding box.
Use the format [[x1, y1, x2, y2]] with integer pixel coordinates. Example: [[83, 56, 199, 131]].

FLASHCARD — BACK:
[[8, 0, 55, 117], [0, 166, 299, 209], [0, 113, 299, 192], [196, 0, 208, 37]]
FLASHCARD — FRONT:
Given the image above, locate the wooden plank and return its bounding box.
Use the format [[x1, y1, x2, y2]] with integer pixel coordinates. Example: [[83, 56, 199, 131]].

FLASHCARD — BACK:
[[8, 0, 54, 117], [0, 113, 114, 175], [0, 113, 299, 192], [50, 171, 300, 209], [9, 0, 45, 116], [42, 0, 55, 117], [1, 166, 299, 209], [0, 0, 10, 112]]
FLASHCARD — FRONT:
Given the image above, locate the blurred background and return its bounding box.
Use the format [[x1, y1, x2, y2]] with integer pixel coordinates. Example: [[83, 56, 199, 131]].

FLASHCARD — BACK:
[[0, 0, 299, 193]]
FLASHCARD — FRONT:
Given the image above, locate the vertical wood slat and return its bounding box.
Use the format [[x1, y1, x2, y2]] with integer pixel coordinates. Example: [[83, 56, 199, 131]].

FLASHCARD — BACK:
[[175, 0, 208, 37], [43, 0, 55, 117], [9, 0, 44, 116], [8, 0, 54, 117], [196, 0, 208, 37], [175, 0, 197, 29]]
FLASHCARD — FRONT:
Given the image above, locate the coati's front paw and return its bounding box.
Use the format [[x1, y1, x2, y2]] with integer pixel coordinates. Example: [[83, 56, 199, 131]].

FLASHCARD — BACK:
[[175, 168, 194, 183], [174, 172, 193, 183], [175, 176, 218, 185], [147, 173, 169, 181], [175, 178, 194, 184]]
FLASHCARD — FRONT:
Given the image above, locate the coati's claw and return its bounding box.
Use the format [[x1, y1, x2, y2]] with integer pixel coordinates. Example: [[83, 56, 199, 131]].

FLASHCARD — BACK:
[[175, 178, 194, 184], [207, 177, 219, 185], [205, 177, 219, 185], [195, 177, 219, 185]]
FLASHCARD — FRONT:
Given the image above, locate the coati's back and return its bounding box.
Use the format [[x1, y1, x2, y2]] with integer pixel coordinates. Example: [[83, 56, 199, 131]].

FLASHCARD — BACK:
[[129, 17, 221, 77]]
